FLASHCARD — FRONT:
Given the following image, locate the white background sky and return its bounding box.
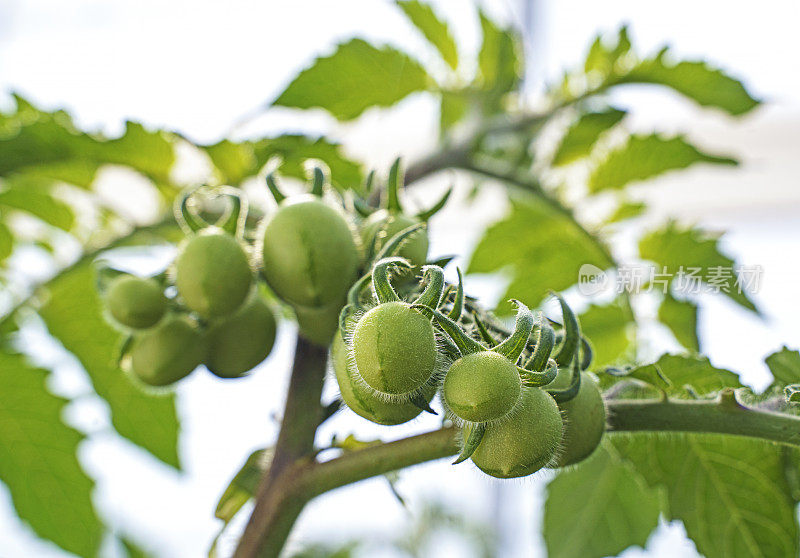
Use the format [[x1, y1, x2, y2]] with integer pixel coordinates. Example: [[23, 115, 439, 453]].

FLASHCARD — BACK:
[[0, 0, 799, 557]]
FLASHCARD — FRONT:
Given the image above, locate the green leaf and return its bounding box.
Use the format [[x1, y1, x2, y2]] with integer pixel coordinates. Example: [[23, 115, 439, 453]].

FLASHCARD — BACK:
[[623, 55, 760, 116], [215, 448, 272, 522], [590, 134, 737, 193], [477, 11, 521, 101], [467, 196, 609, 312], [614, 433, 799, 558], [628, 353, 741, 396], [0, 350, 103, 557], [0, 175, 74, 231], [579, 299, 632, 367], [120, 536, 153, 558], [252, 135, 363, 191], [766, 347, 800, 387], [604, 199, 646, 224], [396, 0, 458, 70], [39, 264, 181, 468], [0, 221, 12, 261], [584, 27, 632, 76], [551, 108, 626, 166], [203, 140, 257, 186], [639, 221, 759, 313], [658, 293, 700, 352], [439, 90, 471, 133], [544, 442, 661, 558], [274, 39, 432, 120]]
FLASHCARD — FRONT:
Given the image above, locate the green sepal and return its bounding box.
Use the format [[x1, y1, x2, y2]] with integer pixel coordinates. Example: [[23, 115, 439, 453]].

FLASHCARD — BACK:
[[309, 166, 325, 197], [372, 222, 427, 263], [338, 304, 358, 339], [428, 255, 456, 269], [553, 292, 580, 367], [785, 384, 800, 403], [266, 173, 287, 204], [386, 157, 404, 213], [493, 300, 534, 362], [214, 188, 247, 238], [472, 311, 498, 347], [116, 334, 134, 367], [447, 268, 464, 321], [414, 265, 445, 309], [416, 186, 453, 222], [520, 358, 558, 388], [580, 337, 593, 370], [546, 357, 582, 403], [175, 187, 208, 234], [410, 391, 437, 415], [453, 423, 485, 465], [363, 169, 376, 194], [352, 197, 375, 218], [411, 304, 485, 355], [525, 315, 555, 372], [347, 272, 373, 307], [371, 257, 411, 303]]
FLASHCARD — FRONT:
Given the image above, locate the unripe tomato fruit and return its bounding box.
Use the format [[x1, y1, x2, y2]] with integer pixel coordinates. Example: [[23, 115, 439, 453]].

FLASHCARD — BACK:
[[205, 293, 277, 378], [294, 297, 344, 346], [130, 315, 205, 386], [443, 351, 521, 423], [470, 388, 563, 478], [352, 301, 436, 395], [547, 370, 606, 467], [105, 275, 166, 329], [175, 231, 252, 319], [261, 197, 359, 308], [361, 210, 428, 266], [332, 335, 434, 425]]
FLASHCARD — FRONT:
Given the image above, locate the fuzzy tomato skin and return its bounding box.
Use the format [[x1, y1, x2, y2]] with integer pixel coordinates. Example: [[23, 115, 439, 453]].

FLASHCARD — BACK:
[[105, 275, 166, 329], [470, 388, 563, 478], [175, 231, 253, 319], [261, 197, 359, 309], [547, 370, 606, 467], [205, 294, 277, 378], [361, 210, 428, 266], [351, 301, 437, 395], [130, 315, 205, 386], [443, 351, 521, 423], [332, 335, 434, 425]]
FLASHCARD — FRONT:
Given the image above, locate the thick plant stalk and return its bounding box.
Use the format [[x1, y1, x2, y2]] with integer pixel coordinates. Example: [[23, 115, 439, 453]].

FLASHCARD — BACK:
[[234, 335, 328, 558]]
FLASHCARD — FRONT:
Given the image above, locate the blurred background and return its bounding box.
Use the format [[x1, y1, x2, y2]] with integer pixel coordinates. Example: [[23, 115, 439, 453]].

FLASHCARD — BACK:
[[1, 0, 798, 556]]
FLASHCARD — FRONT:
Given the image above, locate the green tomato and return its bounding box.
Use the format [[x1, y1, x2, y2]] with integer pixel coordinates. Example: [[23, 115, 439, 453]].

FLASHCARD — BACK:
[[261, 196, 359, 308], [294, 296, 345, 346], [130, 315, 205, 386], [332, 335, 434, 425], [352, 301, 437, 395], [547, 370, 606, 467], [175, 231, 253, 319], [443, 351, 521, 423], [470, 388, 563, 478], [361, 210, 428, 266], [105, 275, 166, 329], [205, 293, 277, 378]]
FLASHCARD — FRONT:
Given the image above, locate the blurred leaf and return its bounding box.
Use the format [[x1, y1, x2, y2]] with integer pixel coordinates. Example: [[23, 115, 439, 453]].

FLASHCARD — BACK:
[[766, 347, 800, 387], [0, 176, 74, 230], [396, 0, 458, 70], [253, 135, 363, 191], [626, 353, 741, 396], [215, 448, 272, 522], [623, 55, 760, 116], [98, 121, 176, 185], [477, 11, 521, 108], [0, 221, 12, 261], [579, 299, 632, 367], [0, 351, 103, 557], [39, 264, 181, 469], [467, 197, 609, 312], [604, 199, 646, 224], [614, 434, 799, 558], [204, 140, 257, 186], [639, 221, 758, 313], [584, 26, 631, 76], [590, 134, 737, 193], [551, 108, 625, 166], [658, 293, 700, 352], [544, 442, 661, 558], [274, 39, 432, 120], [439, 90, 471, 133], [120, 537, 153, 558]]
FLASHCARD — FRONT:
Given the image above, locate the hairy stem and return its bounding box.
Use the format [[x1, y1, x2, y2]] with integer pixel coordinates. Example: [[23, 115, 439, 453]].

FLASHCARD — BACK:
[[234, 335, 329, 558]]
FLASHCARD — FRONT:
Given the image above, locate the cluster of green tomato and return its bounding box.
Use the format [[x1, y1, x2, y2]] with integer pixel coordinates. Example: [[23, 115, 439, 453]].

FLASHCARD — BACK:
[[100, 159, 606, 478]]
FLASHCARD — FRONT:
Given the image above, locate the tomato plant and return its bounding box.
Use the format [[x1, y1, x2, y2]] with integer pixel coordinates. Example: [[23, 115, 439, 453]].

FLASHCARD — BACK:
[[1, 3, 797, 558]]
